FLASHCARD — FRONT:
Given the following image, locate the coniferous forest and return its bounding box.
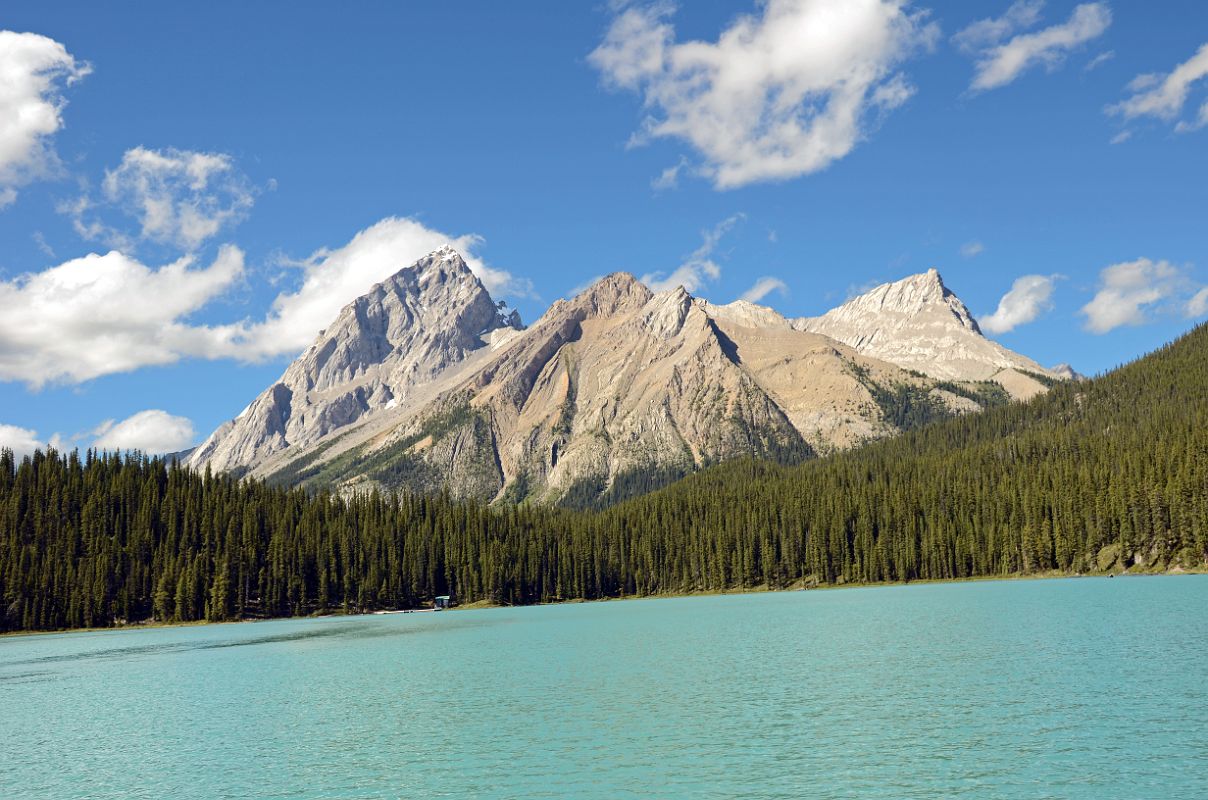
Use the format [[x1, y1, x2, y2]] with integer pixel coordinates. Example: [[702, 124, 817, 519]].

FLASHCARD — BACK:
[[2, 323, 1206, 633]]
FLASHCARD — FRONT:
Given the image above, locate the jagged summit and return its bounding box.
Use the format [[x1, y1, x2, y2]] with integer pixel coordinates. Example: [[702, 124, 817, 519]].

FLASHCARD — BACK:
[[814, 269, 979, 332], [703, 298, 791, 329], [188, 246, 519, 474], [792, 269, 1048, 385], [190, 254, 1068, 503]]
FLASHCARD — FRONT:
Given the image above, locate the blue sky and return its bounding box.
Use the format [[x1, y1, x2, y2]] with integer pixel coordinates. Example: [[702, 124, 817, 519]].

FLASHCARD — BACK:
[[1, 0, 1207, 455]]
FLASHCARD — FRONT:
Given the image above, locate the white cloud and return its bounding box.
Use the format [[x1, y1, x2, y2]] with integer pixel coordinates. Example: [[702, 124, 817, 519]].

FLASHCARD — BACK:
[[1084, 50, 1114, 71], [1108, 42, 1208, 132], [1080, 258, 1187, 333], [960, 240, 985, 258], [32, 230, 55, 258], [67, 147, 254, 250], [0, 217, 532, 385], [229, 217, 531, 360], [959, 3, 1111, 92], [0, 31, 90, 207], [0, 423, 44, 458], [951, 0, 1043, 54], [739, 276, 789, 303], [980, 273, 1058, 334], [641, 214, 743, 292], [651, 156, 690, 190], [92, 410, 196, 454], [1187, 287, 1208, 319], [0, 246, 245, 386], [589, 0, 938, 189]]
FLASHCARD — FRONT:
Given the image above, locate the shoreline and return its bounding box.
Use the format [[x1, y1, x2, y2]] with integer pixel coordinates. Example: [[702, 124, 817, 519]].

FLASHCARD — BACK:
[[4, 565, 1204, 640]]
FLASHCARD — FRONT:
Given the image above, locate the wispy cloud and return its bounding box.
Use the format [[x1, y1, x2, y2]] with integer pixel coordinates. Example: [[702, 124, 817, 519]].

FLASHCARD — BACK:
[[641, 214, 743, 293], [63, 147, 255, 251], [739, 276, 788, 304], [960, 240, 986, 258], [955, 2, 1112, 92], [952, 0, 1044, 55], [1108, 42, 1208, 134], [1084, 50, 1115, 71], [651, 156, 690, 191]]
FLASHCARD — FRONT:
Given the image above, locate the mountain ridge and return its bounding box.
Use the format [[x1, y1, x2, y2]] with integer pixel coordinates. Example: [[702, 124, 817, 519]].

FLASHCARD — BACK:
[[191, 249, 1069, 504]]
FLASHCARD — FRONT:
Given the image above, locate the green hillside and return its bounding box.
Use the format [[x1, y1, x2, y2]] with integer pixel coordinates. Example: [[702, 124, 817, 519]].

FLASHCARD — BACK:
[[2, 324, 1206, 633]]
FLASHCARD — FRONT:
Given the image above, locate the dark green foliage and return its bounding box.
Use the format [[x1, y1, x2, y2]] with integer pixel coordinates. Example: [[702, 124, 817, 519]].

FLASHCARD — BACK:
[[268, 401, 481, 492], [264, 439, 339, 487], [868, 381, 951, 429], [852, 363, 1010, 430], [1018, 369, 1062, 389], [3, 324, 1207, 633], [559, 463, 692, 511], [934, 380, 1011, 409], [848, 362, 952, 430]]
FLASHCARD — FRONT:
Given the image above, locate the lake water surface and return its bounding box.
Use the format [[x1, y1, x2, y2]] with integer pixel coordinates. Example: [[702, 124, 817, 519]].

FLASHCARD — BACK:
[[2, 576, 1206, 799]]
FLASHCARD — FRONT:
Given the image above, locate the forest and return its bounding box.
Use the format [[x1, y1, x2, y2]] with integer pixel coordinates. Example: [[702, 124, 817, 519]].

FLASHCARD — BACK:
[[2, 323, 1205, 633]]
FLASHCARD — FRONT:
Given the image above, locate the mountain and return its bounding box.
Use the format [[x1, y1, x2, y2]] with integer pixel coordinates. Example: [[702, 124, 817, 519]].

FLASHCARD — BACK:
[[188, 246, 522, 474], [5, 321, 1204, 631], [191, 249, 1066, 505], [793, 269, 1062, 399]]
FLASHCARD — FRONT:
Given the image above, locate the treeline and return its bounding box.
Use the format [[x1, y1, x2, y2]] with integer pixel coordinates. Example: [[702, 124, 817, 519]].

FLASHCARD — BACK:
[[2, 323, 1207, 633]]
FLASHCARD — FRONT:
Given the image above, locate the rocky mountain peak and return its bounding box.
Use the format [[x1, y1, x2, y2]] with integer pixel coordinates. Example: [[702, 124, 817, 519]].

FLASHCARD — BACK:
[[188, 246, 515, 474], [641, 286, 695, 338], [191, 250, 1069, 503], [835, 268, 977, 331], [571, 272, 653, 318], [792, 269, 1051, 384], [703, 299, 791, 329]]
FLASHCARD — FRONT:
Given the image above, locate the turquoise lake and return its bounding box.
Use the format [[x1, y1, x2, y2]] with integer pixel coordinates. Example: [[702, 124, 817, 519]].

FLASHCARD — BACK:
[[2, 576, 1206, 799]]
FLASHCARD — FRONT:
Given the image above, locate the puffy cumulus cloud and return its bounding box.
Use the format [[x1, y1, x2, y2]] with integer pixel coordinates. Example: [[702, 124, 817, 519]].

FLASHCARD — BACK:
[[589, 0, 938, 189], [641, 214, 743, 293], [0, 218, 531, 384], [67, 147, 254, 250], [957, 2, 1111, 92], [229, 216, 532, 360], [1108, 42, 1208, 133], [980, 273, 1058, 334], [92, 410, 196, 454], [1187, 287, 1208, 319], [0, 423, 44, 458], [739, 276, 789, 304], [1080, 258, 1189, 333], [0, 31, 90, 207], [0, 246, 245, 386]]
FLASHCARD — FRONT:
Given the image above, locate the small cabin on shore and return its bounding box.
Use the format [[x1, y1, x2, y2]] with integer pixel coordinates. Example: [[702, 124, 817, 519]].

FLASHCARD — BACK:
[[433, 595, 452, 610]]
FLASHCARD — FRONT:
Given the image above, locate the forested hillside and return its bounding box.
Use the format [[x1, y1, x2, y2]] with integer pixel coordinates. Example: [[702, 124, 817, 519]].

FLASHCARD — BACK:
[[2, 324, 1206, 633]]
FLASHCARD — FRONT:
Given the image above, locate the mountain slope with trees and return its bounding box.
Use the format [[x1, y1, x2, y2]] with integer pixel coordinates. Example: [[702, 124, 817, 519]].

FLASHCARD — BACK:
[[2, 323, 1205, 633]]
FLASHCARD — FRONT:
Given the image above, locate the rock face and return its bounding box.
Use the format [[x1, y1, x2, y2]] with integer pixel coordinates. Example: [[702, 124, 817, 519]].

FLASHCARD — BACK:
[[792, 269, 1060, 396], [191, 250, 1068, 505], [188, 246, 521, 474]]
